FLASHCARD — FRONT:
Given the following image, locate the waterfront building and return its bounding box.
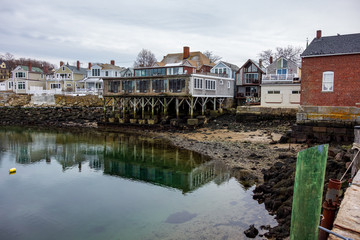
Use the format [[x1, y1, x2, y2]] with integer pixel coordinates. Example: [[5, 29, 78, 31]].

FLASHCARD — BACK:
[[7, 63, 45, 94]]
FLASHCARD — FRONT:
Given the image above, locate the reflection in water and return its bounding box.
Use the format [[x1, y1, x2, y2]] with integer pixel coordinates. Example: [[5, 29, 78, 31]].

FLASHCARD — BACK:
[[0, 127, 229, 192]]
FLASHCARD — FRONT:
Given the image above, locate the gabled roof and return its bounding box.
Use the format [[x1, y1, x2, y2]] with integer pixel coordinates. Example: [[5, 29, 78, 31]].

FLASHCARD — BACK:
[[301, 33, 360, 57], [65, 64, 87, 75], [102, 64, 125, 71], [215, 61, 240, 72], [16, 65, 43, 73], [238, 59, 265, 73], [159, 51, 215, 70]]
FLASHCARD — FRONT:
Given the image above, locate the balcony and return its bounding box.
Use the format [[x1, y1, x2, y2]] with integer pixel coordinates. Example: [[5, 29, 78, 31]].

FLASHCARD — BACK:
[[46, 76, 72, 81], [262, 74, 300, 83], [243, 79, 260, 85]]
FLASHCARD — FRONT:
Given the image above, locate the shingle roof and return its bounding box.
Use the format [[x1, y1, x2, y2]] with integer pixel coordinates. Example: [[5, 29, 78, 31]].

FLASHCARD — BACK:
[[221, 61, 240, 72], [159, 51, 215, 70], [301, 33, 360, 57], [21, 66, 43, 73], [66, 64, 87, 75]]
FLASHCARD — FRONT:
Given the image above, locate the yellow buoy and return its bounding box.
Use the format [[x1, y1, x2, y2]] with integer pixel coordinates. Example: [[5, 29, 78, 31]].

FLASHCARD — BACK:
[[9, 168, 16, 174]]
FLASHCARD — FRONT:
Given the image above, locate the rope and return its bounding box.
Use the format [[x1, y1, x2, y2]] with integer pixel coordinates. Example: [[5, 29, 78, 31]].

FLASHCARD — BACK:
[[339, 143, 360, 182]]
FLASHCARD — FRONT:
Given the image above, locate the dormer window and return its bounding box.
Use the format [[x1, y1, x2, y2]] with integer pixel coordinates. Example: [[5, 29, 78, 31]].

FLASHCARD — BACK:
[[62, 66, 65, 71], [92, 68, 100, 76]]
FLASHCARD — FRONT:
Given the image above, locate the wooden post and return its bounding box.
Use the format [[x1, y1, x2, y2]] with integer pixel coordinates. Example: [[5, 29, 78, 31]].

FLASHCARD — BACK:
[[290, 144, 328, 240], [103, 97, 106, 121], [164, 98, 167, 116], [213, 97, 216, 110], [141, 97, 145, 119], [353, 126, 360, 178], [152, 98, 155, 118], [133, 98, 136, 118], [112, 97, 115, 116], [190, 97, 194, 119], [123, 98, 126, 119], [176, 98, 179, 119]]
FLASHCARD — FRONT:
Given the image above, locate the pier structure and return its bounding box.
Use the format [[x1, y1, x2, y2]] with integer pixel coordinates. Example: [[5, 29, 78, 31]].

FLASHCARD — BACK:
[[102, 65, 234, 125]]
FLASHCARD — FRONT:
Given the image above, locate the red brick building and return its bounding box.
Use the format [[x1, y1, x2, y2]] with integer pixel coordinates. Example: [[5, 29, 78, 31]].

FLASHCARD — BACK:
[[301, 31, 360, 107]]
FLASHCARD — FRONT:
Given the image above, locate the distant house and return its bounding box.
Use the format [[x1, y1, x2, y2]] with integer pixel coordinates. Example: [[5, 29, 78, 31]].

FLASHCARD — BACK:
[[301, 31, 360, 107], [120, 67, 134, 77], [8, 63, 45, 94], [80, 60, 125, 94], [260, 57, 301, 108], [155, 46, 215, 73], [0, 61, 12, 91], [235, 59, 265, 105], [46, 61, 87, 92], [210, 61, 239, 79]]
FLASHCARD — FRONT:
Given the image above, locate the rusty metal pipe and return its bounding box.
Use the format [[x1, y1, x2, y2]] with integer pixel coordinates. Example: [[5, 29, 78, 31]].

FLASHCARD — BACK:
[[319, 179, 342, 240]]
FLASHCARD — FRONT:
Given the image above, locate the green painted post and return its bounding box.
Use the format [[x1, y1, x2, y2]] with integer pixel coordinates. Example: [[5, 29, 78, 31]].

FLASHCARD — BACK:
[[290, 144, 328, 240]]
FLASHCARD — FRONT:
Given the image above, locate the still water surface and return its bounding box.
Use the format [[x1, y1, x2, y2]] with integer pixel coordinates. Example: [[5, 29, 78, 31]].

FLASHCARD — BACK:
[[0, 127, 276, 240]]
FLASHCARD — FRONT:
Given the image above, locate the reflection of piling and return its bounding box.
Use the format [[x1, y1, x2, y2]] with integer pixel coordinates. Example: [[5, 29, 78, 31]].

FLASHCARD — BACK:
[[319, 179, 341, 240]]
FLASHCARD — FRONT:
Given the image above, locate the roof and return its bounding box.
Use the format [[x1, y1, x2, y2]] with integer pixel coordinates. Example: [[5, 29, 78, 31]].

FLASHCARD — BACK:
[[238, 59, 265, 73], [19, 66, 43, 73], [65, 64, 87, 75], [220, 61, 240, 72], [301, 33, 360, 57], [101, 64, 124, 71], [159, 51, 215, 70]]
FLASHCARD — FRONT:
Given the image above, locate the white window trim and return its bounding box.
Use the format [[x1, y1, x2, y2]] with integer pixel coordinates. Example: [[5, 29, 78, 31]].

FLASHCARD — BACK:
[[227, 81, 231, 88], [322, 71, 334, 92], [205, 79, 216, 90], [194, 78, 203, 89]]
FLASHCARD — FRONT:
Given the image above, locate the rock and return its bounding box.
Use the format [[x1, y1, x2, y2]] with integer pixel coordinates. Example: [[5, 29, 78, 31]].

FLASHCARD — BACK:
[[244, 224, 259, 238]]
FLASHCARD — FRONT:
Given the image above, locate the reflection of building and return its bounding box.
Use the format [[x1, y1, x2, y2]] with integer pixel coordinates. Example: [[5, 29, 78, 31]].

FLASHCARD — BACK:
[[103, 142, 230, 193]]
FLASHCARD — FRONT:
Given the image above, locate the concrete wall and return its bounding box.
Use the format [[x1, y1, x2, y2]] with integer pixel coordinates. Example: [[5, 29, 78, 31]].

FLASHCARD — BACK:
[[236, 106, 297, 121], [261, 84, 301, 108]]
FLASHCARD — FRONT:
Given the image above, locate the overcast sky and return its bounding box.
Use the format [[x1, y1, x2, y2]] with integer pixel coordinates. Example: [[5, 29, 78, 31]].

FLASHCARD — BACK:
[[1, 0, 359, 68]]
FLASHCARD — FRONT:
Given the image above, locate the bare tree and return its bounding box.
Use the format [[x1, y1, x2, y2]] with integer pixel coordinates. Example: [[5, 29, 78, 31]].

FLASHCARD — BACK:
[[203, 50, 222, 63], [133, 49, 157, 68], [258, 46, 303, 67]]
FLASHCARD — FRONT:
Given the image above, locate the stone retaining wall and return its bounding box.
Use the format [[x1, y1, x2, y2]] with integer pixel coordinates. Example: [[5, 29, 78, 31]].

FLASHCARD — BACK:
[[236, 106, 298, 121]]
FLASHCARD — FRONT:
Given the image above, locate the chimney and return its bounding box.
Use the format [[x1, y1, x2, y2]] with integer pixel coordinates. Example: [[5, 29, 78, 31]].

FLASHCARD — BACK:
[[88, 62, 92, 70], [77, 60, 80, 70], [110, 60, 115, 65], [43, 65, 48, 74], [183, 46, 190, 59], [259, 59, 262, 68], [269, 56, 273, 64], [316, 30, 322, 39], [60, 61, 64, 67], [28, 62, 32, 72]]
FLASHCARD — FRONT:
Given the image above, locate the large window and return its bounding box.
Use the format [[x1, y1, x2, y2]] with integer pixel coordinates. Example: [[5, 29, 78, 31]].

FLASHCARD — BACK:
[[205, 79, 216, 90], [136, 80, 149, 93], [15, 72, 26, 78], [169, 79, 185, 93], [92, 69, 100, 76], [122, 80, 134, 93], [152, 79, 167, 93], [322, 71, 334, 92], [194, 78, 203, 89], [245, 73, 258, 84], [108, 81, 120, 93], [18, 82, 25, 90], [245, 64, 257, 73], [50, 83, 61, 89]]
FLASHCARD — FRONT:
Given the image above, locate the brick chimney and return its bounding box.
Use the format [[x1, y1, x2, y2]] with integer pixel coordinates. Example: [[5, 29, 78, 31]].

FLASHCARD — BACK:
[[77, 60, 80, 70], [259, 59, 262, 68], [60, 61, 64, 67], [28, 62, 32, 72], [316, 30, 322, 39], [110, 60, 115, 65], [43, 65, 48, 74], [269, 56, 273, 64], [88, 62, 92, 70], [183, 46, 190, 59]]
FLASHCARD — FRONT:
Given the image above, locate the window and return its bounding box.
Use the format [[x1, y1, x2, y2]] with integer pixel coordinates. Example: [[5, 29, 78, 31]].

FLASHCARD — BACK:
[[18, 82, 25, 90], [268, 90, 280, 94], [105, 71, 108, 77], [322, 71, 334, 92], [152, 79, 167, 93], [292, 90, 300, 94], [194, 78, 203, 89], [108, 81, 120, 93], [50, 83, 61, 89], [245, 64, 257, 73], [115, 72, 117, 77], [136, 80, 149, 93], [92, 68, 100, 76], [227, 81, 231, 88], [205, 79, 216, 90], [169, 79, 185, 92], [66, 83, 72, 87], [62, 66, 65, 71], [215, 69, 218, 74], [15, 72, 26, 78], [122, 80, 134, 93], [245, 73, 258, 84], [8, 82, 13, 88]]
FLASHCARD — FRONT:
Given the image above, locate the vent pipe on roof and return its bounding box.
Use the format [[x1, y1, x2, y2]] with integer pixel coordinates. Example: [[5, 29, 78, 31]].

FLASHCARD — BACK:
[[316, 30, 322, 39], [183, 46, 190, 59], [77, 60, 80, 70]]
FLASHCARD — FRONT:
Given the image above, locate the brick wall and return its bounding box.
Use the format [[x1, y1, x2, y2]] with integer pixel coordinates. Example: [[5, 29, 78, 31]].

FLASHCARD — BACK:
[[301, 54, 360, 106]]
